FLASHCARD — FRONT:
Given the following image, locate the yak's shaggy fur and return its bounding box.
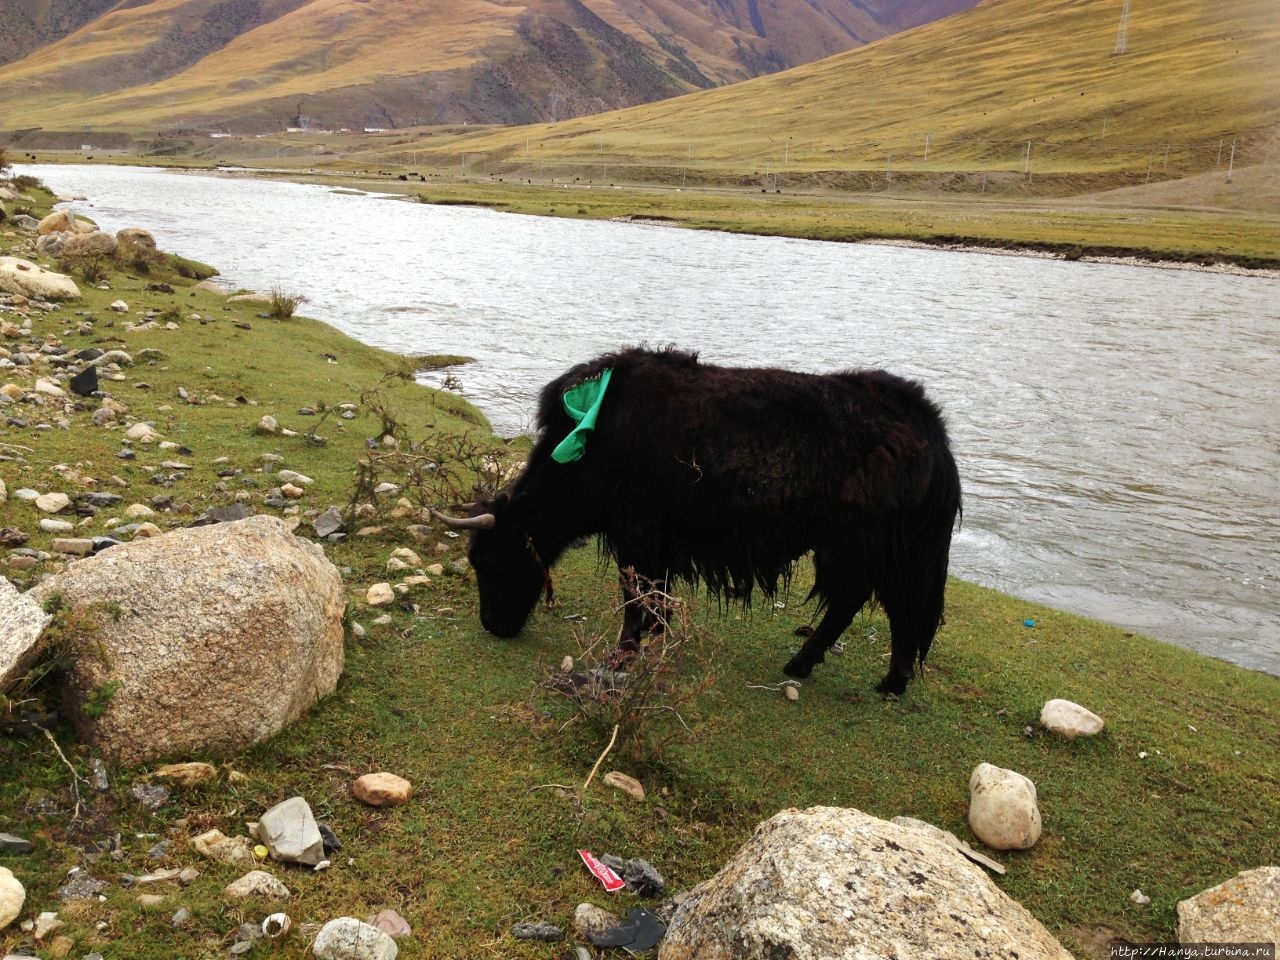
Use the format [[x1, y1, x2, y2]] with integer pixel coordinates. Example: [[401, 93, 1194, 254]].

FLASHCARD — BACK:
[[462, 347, 962, 694]]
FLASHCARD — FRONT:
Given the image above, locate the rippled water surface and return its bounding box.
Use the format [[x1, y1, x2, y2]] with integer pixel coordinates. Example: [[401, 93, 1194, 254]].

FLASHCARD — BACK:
[[24, 164, 1280, 675]]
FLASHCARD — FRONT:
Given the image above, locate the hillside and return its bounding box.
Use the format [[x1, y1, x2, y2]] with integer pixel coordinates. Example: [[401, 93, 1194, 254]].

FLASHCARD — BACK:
[[358, 0, 1279, 189], [0, 0, 976, 132]]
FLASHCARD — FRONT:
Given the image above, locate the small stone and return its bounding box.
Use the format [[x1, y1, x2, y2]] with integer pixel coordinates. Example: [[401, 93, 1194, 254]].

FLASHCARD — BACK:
[[50, 537, 94, 556], [277, 469, 314, 485], [129, 782, 171, 810], [425, 563, 445, 577], [368, 909, 412, 938], [39, 518, 75, 534], [124, 422, 161, 442], [109, 300, 129, 313], [512, 921, 564, 942], [150, 761, 217, 786], [256, 795, 326, 866], [313, 506, 345, 538], [366, 582, 394, 606], [281, 483, 305, 498], [574, 902, 620, 941], [35, 491, 71, 513], [784, 684, 800, 701], [313, 917, 398, 960], [136, 893, 167, 908], [257, 415, 279, 434], [191, 829, 257, 868], [223, 870, 291, 901], [968, 762, 1042, 850], [0, 833, 34, 856], [1130, 888, 1151, 905], [1040, 698, 1105, 737], [603, 771, 645, 801], [352, 772, 413, 807]]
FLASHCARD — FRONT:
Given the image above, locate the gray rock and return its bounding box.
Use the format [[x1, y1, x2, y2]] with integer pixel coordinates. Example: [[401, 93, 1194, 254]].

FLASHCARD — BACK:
[[0, 833, 33, 855], [58, 869, 107, 903], [313, 506, 345, 538], [661, 806, 1072, 960], [257, 796, 326, 866], [0, 576, 51, 694], [313, 917, 398, 960], [129, 782, 170, 810], [511, 921, 564, 942]]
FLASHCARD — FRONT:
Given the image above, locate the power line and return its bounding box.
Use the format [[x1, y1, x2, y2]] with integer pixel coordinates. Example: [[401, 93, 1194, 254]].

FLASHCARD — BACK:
[[1114, 0, 1131, 55]]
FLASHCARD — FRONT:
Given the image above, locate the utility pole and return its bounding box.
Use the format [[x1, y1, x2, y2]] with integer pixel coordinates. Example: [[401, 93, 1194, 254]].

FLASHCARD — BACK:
[[1227, 140, 1236, 182], [1023, 140, 1032, 177], [924, 132, 931, 161]]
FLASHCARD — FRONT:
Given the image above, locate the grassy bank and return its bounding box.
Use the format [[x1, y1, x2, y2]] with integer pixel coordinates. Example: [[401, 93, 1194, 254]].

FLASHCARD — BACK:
[[1, 178, 1277, 960]]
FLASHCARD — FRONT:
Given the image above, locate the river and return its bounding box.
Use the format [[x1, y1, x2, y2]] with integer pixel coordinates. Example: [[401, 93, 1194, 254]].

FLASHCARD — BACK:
[[17, 164, 1280, 676]]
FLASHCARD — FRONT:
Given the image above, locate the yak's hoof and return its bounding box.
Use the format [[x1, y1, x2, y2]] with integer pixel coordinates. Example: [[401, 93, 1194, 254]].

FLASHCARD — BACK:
[[875, 673, 909, 696], [782, 657, 813, 679]]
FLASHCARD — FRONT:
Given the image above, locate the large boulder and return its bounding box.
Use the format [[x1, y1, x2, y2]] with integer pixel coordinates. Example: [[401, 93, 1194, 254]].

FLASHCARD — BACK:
[[29, 515, 345, 764], [1177, 866, 1280, 945], [0, 577, 52, 693], [0, 256, 80, 301], [37, 210, 93, 235], [659, 806, 1073, 960], [61, 230, 118, 260]]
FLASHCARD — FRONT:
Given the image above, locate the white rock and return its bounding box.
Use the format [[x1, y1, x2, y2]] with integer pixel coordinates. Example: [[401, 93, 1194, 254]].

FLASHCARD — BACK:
[[366, 583, 394, 606], [256, 796, 325, 866], [277, 470, 314, 486], [32, 910, 62, 939], [1040, 698, 1105, 737], [258, 415, 280, 434], [313, 917, 399, 960], [124, 503, 156, 518], [34, 492, 71, 513], [39, 518, 75, 534], [968, 763, 1042, 850], [0, 865, 24, 929], [223, 870, 291, 901], [0, 256, 81, 301], [109, 300, 129, 313], [34, 378, 67, 397], [124, 422, 161, 442]]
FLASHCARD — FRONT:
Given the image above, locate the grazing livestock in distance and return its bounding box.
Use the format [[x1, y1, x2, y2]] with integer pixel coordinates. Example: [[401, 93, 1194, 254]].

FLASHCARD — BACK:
[[438, 347, 961, 695]]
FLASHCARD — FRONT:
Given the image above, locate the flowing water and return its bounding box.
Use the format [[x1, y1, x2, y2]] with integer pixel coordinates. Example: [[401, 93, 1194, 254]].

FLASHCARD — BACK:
[[20, 164, 1280, 675]]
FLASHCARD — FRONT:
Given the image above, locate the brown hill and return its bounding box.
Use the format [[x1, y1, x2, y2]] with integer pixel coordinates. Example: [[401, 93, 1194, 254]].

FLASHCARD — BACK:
[[0, 0, 977, 132]]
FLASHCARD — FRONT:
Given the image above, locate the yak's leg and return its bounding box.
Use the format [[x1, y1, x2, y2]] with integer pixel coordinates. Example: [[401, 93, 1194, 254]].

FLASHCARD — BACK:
[[783, 553, 871, 679], [616, 566, 667, 653], [875, 564, 948, 695]]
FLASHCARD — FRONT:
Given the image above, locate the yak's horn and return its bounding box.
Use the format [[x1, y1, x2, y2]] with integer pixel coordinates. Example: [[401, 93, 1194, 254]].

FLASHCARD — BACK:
[[431, 508, 496, 530]]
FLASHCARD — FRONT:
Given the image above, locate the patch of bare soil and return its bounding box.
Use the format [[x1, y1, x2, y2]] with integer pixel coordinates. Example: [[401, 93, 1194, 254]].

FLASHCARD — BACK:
[[1070, 162, 1280, 214]]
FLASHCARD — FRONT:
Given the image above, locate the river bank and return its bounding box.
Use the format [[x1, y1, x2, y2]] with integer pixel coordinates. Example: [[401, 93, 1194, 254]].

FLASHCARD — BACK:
[[3, 171, 1278, 959], [19, 149, 1280, 273]]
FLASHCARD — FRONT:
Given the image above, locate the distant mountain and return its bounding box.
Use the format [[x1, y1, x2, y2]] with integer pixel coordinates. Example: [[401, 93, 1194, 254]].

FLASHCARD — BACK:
[[0, 0, 978, 132]]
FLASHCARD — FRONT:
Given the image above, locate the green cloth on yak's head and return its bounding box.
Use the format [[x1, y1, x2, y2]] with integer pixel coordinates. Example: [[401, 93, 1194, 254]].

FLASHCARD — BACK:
[[551, 367, 613, 464]]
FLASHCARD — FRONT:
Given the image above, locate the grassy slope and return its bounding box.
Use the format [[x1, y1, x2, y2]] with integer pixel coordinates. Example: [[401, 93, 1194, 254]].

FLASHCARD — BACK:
[[1, 180, 1278, 960], [359, 0, 1280, 179]]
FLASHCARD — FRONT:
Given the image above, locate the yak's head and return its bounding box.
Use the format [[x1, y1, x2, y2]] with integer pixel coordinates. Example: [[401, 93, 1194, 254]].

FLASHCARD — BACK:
[[434, 494, 546, 638]]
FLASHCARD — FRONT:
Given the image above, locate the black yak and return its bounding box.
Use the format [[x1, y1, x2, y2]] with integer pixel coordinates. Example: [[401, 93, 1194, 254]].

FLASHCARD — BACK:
[[437, 347, 961, 694]]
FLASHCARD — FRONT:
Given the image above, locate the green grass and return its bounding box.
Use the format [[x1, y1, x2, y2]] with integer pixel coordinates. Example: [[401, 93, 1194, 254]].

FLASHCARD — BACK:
[[2, 179, 1277, 960]]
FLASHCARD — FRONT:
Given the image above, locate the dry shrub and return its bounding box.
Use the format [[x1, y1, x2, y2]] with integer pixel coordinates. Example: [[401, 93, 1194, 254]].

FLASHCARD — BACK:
[[543, 572, 717, 766]]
